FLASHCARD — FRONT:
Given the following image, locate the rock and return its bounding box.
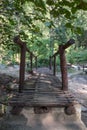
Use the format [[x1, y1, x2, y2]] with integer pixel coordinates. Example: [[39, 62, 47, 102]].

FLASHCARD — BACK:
[[13, 65, 19, 69], [10, 106, 23, 115], [0, 64, 6, 69], [64, 105, 76, 115], [6, 83, 18, 91], [0, 74, 18, 91], [0, 74, 13, 85], [0, 104, 5, 117], [34, 107, 51, 114]]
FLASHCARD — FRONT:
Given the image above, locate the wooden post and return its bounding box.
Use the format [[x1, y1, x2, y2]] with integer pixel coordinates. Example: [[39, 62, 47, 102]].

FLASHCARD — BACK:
[[59, 45, 68, 91], [19, 43, 26, 92], [13, 35, 36, 92], [50, 39, 75, 91], [30, 53, 33, 73], [49, 56, 52, 70], [35, 57, 37, 70], [53, 55, 56, 76]]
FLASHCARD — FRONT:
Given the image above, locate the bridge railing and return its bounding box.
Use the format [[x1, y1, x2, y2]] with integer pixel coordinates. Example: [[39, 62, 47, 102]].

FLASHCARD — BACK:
[[13, 35, 37, 92], [50, 39, 75, 91]]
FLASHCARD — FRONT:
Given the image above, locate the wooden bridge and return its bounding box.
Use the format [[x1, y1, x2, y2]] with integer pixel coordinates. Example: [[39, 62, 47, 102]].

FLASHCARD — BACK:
[[1, 36, 78, 115], [9, 70, 77, 107]]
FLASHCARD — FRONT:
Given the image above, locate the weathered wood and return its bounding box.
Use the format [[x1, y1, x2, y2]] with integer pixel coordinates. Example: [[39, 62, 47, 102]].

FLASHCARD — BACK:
[[30, 53, 33, 73], [35, 57, 37, 69], [9, 101, 77, 107], [51, 39, 75, 58], [13, 35, 24, 46], [0, 71, 77, 109], [26, 48, 32, 54], [63, 39, 75, 50], [53, 55, 56, 76], [51, 39, 75, 90], [13, 35, 37, 92], [49, 56, 52, 70], [19, 43, 26, 92], [51, 50, 59, 58], [59, 45, 68, 91]]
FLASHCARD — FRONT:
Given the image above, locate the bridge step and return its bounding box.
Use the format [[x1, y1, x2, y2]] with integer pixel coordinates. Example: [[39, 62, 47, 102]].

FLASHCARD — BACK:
[[9, 90, 77, 107]]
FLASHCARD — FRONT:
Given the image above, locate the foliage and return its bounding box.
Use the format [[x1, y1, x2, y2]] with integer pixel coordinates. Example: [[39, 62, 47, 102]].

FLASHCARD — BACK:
[[77, 30, 87, 48], [67, 47, 87, 64], [1, 0, 87, 66]]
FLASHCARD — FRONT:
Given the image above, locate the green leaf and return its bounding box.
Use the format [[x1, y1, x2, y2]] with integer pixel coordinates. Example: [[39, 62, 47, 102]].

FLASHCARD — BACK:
[[33, 0, 46, 13], [71, 7, 77, 14], [75, 27, 82, 34], [65, 22, 72, 28], [76, 1, 87, 10], [46, 0, 55, 6], [9, 19, 16, 25], [44, 21, 54, 28]]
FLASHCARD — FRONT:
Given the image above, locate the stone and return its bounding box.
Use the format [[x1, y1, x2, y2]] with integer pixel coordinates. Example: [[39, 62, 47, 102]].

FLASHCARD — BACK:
[[6, 83, 18, 91], [64, 105, 76, 115]]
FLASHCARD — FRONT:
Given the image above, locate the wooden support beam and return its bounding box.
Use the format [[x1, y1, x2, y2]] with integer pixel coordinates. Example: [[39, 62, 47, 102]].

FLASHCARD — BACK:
[[30, 53, 33, 73], [14, 35, 36, 58], [13, 35, 26, 92], [35, 57, 37, 70], [13, 35, 37, 92], [19, 43, 26, 92], [51, 39, 75, 91], [13, 35, 24, 46], [59, 39, 75, 91], [51, 51, 59, 58], [53, 55, 56, 76], [59, 45, 68, 91], [63, 39, 75, 50], [51, 39, 75, 58], [26, 48, 31, 54], [49, 56, 52, 70]]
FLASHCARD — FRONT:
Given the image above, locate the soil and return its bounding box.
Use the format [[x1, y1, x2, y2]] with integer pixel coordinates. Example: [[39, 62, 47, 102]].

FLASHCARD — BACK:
[[68, 72, 87, 127]]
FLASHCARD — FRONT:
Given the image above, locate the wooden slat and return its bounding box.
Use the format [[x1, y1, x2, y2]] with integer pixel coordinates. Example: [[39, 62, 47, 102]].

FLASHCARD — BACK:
[[6, 73, 78, 107]]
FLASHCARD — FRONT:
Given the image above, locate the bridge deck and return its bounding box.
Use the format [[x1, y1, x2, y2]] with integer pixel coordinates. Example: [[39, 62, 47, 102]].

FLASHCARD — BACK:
[[8, 71, 77, 107]]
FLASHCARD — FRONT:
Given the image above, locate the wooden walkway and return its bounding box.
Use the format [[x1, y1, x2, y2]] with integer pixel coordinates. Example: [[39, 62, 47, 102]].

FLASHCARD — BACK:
[[8, 69, 77, 108]]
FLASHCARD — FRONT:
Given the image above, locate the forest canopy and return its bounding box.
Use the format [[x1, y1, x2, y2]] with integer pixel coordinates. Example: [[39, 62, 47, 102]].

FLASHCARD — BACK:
[[0, 0, 87, 66]]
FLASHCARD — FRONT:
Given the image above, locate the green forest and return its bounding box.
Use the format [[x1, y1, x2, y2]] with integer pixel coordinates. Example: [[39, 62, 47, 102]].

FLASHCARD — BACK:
[[1, 0, 87, 67]]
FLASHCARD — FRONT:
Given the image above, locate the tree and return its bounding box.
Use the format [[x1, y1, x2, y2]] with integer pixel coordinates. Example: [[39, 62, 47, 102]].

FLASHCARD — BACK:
[[1, 0, 87, 66]]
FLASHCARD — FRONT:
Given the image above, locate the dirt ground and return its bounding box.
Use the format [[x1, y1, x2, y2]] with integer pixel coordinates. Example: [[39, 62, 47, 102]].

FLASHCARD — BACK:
[[68, 72, 87, 127], [0, 66, 87, 127]]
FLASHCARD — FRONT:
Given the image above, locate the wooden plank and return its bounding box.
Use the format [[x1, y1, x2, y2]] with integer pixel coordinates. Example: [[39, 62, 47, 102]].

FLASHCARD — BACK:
[[9, 101, 77, 107], [7, 73, 78, 108]]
